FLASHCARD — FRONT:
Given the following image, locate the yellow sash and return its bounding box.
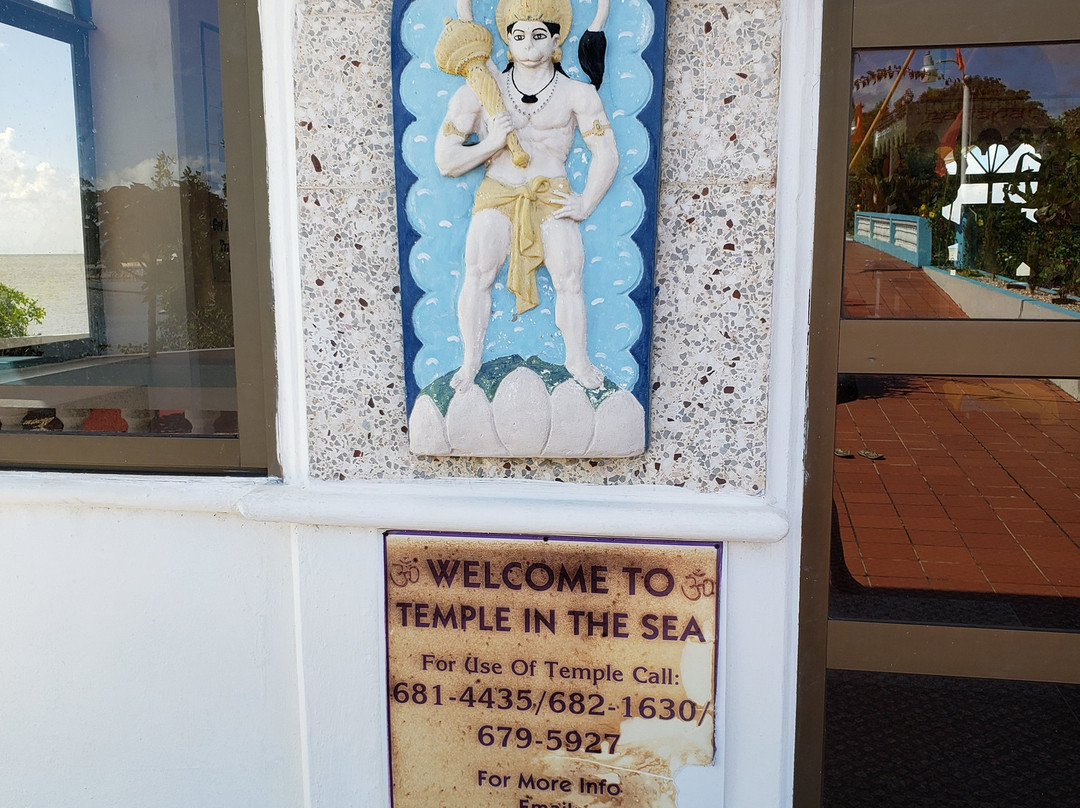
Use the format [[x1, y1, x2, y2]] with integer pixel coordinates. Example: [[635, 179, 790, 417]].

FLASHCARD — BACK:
[[473, 175, 570, 314]]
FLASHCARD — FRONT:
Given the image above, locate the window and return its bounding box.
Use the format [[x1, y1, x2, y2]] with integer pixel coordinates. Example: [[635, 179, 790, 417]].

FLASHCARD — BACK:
[[0, 0, 273, 472]]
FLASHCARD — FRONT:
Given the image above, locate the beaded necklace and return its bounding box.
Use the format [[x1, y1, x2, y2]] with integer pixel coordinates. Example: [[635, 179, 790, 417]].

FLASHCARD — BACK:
[[508, 67, 558, 116]]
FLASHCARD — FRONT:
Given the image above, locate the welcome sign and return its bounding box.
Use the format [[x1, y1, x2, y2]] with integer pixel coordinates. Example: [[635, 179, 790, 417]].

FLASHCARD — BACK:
[[385, 532, 721, 807]]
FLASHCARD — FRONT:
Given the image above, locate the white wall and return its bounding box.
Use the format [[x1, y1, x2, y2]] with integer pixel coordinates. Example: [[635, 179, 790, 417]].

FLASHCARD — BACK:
[[0, 501, 304, 808]]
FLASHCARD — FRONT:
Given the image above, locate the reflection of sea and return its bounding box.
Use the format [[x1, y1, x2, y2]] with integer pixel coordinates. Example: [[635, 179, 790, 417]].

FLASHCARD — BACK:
[[0, 254, 89, 337]]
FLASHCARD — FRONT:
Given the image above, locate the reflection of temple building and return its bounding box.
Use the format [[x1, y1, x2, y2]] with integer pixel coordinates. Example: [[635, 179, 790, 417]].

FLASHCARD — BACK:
[[857, 79, 1055, 269], [872, 91, 1052, 160]]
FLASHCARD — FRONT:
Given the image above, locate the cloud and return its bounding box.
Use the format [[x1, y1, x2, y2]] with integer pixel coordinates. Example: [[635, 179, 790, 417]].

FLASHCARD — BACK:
[[97, 156, 167, 190], [0, 127, 84, 254]]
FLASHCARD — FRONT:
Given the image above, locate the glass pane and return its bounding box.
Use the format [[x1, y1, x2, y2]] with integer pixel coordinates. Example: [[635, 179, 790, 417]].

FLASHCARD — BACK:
[[845, 43, 1080, 321], [824, 670, 1080, 807], [27, 0, 75, 13], [0, 23, 88, 341], [830, 374, 1080, 631], [0, 1, 237, 438]]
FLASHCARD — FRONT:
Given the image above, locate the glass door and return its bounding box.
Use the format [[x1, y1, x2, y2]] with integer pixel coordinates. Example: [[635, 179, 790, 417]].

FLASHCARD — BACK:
[[799, 1, 1080, 804]]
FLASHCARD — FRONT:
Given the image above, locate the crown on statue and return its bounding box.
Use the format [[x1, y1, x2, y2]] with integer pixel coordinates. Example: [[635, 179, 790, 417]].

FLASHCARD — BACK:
[[495, 0, 572, 45]]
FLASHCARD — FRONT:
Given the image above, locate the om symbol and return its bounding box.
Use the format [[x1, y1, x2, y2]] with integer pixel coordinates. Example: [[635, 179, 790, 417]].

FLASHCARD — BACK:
[[680, 569, 715, 601], [389, 558, 421, 588]]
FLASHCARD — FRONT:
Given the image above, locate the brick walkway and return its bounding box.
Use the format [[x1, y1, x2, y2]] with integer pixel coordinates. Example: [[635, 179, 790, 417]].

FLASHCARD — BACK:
[[833, 242, 1080, 596], [842, 241, 966, 318]]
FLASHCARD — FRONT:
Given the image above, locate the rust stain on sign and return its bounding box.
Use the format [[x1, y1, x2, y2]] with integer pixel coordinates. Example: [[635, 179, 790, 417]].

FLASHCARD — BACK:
[[385, 532, 721, 808]]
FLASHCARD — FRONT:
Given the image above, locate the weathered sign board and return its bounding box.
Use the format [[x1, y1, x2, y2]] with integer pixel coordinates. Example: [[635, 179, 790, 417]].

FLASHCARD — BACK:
[[385, 532, 721, 807]]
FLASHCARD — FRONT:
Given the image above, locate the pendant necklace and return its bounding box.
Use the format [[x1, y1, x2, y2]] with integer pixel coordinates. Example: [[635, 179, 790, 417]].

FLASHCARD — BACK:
[[510, 65, 556, 104], [508, 68, 558, 118]]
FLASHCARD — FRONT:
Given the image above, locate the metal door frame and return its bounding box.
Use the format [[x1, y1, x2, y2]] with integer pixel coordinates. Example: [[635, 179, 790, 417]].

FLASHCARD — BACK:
[[796, 0, 1080, 802]]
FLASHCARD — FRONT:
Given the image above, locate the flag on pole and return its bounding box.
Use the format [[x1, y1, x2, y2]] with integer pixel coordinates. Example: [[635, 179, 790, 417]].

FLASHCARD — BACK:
[[936, 110, 963, 176]]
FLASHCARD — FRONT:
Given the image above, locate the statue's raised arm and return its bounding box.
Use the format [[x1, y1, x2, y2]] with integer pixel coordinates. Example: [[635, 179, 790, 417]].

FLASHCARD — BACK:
[[434, 4, 530, 167]]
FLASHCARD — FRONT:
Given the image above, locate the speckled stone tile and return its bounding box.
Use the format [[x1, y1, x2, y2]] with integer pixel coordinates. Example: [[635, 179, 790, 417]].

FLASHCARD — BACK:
[[295, 0, 782, 493], [297, 0, 393, 22], [299, 195, 400, 358], [659, 4, 711, 186], [701, 3, 780, 181], [294, 12, 395, 188], [660, 1, 780, 185], [300, 186, 413, 480]]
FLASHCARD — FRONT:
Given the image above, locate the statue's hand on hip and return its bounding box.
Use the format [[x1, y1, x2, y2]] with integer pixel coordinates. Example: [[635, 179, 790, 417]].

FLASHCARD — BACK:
[[551, 190, 588, 221]]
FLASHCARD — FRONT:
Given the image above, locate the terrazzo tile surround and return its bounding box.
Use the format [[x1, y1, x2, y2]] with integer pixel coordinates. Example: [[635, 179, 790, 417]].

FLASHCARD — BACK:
[[295, 0, 781, 492]]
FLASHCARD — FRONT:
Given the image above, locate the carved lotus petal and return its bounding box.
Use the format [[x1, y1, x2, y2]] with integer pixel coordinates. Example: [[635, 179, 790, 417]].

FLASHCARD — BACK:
[[492, 367, 551, 457], [408, 395, 451, 456], [542, 380, 595, 457], [446, 383, 507, 455], [586, 390, 646, 457]]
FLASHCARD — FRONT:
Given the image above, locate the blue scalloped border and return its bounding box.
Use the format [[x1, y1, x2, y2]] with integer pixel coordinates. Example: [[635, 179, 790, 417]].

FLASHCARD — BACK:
[[391, 0, 665, 431]]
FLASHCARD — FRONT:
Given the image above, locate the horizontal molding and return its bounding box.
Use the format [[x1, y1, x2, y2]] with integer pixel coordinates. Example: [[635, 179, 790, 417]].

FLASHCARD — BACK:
[[839, 320, 1080, 377], [828, 620, 1080, 684], [0, 473, 790, 543], [853, 0, 1080, 48]]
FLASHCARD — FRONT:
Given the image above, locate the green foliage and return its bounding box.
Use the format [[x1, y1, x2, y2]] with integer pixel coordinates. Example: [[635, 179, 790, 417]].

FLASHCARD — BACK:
[[151, 151, 177, 191], [89, 161, 233, 353], [0, 282, 46, 339], [157, 281, 234, 352], [994, 115, 1080, 296]]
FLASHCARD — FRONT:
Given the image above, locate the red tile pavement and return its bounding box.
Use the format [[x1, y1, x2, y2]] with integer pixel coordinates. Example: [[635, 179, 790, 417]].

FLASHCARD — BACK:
[[842, 241, 968, 318], [833, 243, 1080, 597]]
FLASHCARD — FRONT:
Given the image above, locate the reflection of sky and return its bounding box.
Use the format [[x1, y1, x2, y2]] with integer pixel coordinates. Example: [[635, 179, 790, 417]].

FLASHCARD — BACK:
[[0, 22, 83, 254], [90, 0, 223, 190], [1, 2, 226, 254], [853, 44, 1080, 117], [401, 0, 652, 392], [0, 22, 80, 182]]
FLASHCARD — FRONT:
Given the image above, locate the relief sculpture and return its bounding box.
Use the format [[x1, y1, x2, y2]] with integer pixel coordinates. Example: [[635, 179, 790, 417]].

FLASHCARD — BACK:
[[392, 0, 665, 457]]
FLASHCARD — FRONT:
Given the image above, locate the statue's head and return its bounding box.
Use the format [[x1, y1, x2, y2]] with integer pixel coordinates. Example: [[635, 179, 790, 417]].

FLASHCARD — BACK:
[[496, 0, 572, 60]]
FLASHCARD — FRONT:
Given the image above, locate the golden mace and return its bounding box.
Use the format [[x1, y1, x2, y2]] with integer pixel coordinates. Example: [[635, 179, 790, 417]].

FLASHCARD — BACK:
[[434, 17, 530, 168]]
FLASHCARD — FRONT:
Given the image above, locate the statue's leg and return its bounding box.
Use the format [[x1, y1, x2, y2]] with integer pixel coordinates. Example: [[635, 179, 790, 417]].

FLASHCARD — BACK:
[[452, 209, 511, 391], [541, 218, 604, 389]]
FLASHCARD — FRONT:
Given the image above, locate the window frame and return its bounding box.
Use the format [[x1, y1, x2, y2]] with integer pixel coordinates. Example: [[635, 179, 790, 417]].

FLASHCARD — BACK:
[[796, 0, 1080, 803], [0, 0, 275, 474]]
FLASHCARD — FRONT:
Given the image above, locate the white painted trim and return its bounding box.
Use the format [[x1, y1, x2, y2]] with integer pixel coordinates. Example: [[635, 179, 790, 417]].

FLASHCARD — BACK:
[[0, 472, 787, 542], [748, 0, 825, 804], [260, 0, 309, 483], [239, 479, 788, 541], [0, 472, 257, 513]]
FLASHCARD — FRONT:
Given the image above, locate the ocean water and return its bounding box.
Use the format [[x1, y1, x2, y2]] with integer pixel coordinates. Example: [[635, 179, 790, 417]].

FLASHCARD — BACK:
[[0, 253, 89, 337]]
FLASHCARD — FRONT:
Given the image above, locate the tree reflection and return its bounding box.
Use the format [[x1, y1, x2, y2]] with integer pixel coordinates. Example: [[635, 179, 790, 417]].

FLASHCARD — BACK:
[[89, 152, 233, 355], [849, 63, 1080, 299]]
